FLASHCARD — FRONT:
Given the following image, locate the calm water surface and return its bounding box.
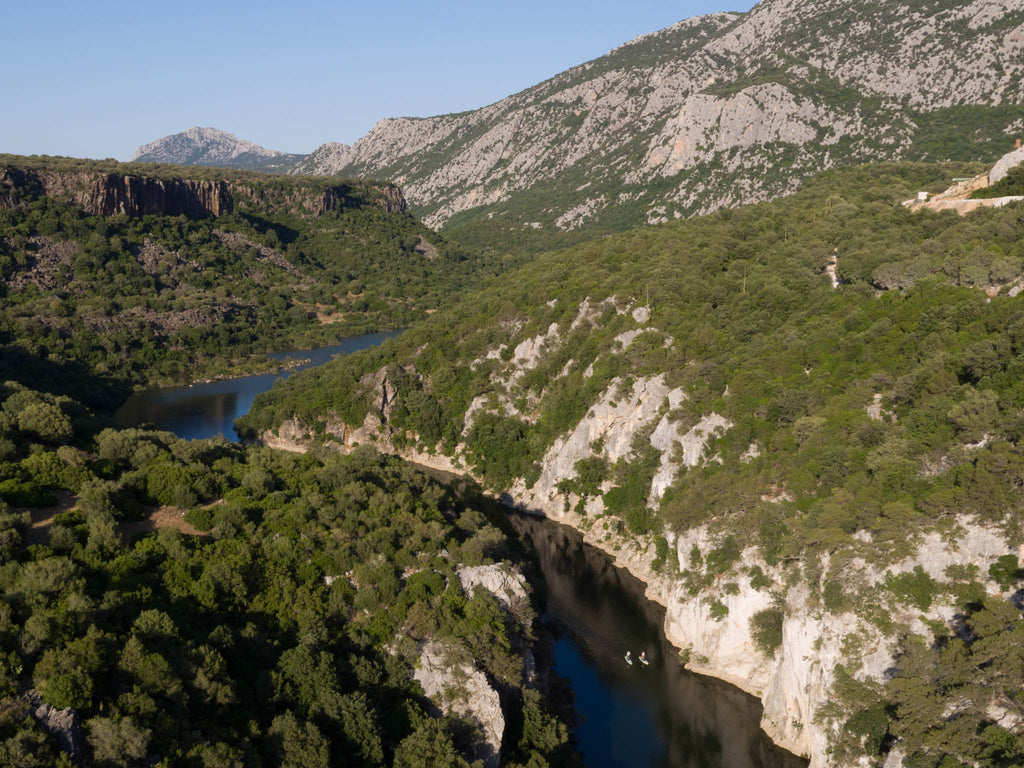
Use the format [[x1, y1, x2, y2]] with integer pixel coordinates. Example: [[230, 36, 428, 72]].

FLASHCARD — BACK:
[[116, 334, 805, 768], [114, 331, 399, 440], [510, 512, 807, 768]]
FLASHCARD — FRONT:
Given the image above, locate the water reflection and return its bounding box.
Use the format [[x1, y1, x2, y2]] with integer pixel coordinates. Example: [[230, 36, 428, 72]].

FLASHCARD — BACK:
[[114, 331, 400, 441], [509, 512, 806, 768]]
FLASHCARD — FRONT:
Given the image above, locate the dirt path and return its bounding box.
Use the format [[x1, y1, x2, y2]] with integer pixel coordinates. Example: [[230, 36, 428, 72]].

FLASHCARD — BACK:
[[121, 506, 207, 543], [21, 490, 78, 546], [18, 492, 207, 545]]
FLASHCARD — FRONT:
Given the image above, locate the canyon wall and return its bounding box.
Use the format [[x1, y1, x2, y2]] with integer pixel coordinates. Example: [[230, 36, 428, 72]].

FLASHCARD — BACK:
[[257, 300, 1024, 767], [0, 163, 407, 220], [0, 167, 232, 218]]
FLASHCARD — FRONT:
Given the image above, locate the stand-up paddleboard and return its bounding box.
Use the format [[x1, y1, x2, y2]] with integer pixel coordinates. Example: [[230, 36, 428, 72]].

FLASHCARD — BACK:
[[639, 652, 649, 666], [624, 652, 633, 666]]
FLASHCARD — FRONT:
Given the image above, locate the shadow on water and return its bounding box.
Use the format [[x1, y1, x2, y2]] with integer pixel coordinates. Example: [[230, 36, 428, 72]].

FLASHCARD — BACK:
[[508, 511, 807, 768], [0, 343, 132, 413]]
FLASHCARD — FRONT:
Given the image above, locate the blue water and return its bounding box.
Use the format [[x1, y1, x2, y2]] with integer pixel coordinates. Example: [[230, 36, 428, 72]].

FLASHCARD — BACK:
[[510, 512, 806, 768], [555, 638, 662, 767], [113, 331, 399, 441]]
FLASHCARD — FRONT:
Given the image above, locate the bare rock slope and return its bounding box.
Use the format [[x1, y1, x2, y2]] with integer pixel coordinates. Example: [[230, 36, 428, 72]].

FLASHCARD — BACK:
[[294, 0, 1024, 230], [133, 127, 307, 173]]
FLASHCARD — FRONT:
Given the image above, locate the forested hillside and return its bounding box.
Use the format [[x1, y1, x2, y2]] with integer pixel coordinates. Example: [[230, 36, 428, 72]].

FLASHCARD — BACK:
[[0, 376, 576, 767], [0, 148, 591, 767], [0, 155, 526, 393], [240, 161, 1024, 767]]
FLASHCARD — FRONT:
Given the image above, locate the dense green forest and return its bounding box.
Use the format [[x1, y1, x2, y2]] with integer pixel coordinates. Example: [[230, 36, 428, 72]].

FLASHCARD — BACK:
[[0, 156, 530, 393], [0, 378, 576, 767], [240, 160, 1024, 767], [0, 156, 585, 767]]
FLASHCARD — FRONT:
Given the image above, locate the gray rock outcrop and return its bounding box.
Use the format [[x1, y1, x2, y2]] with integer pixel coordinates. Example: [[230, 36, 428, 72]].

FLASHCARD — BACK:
[[291, 0, 1024, 230], [989, 144, 1024, 185], [25, 689, 84, 764], [131, 126, 306, 173], [456, 564, 529, 613], [413, 640, 505, 768]]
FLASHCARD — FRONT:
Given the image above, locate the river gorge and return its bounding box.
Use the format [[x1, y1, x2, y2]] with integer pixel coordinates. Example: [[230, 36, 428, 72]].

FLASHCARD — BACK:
[[115, 334, 804, 768]]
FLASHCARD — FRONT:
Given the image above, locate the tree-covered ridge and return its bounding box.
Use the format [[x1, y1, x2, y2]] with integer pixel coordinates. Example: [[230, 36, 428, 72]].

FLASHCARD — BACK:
[[240, 161, 1024, 766], [0, 378, 576, 768], [1, 154, 380, 197], [0, 156, 529, 389]]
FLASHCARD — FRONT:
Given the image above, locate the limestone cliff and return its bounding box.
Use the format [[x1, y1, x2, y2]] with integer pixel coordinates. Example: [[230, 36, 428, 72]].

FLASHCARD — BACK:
[[292, 0, 1024, 230], [261, 378, 1024, 767], [413, 640, 505, 768], [410, 564, 533, 768], [254, 289, 1024, 767], [0, 158, 407, 220]]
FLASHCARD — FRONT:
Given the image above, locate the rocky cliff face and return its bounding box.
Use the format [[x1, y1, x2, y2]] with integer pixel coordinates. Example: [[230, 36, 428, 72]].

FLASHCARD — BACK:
[[317, 182, 407, 215], [0, 161, 408, 221], [292, 0, 1024, 230], [267, 396, 1023, 768], [255, 293, 1024, 768], [413, 640, 505, 768], [410, 564, 533, 768]]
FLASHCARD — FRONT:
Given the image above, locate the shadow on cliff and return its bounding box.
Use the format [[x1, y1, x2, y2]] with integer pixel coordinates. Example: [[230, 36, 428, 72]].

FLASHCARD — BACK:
[[422, 470, 807, 768], [235, 213, 299, 247]]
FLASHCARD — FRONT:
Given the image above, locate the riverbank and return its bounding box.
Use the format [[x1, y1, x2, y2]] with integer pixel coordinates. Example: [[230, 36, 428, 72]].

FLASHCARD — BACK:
[[263, 436, 809, 765], [130, 327, 404, 390], [395, 448, 812, 763], [115, 332, 401, 442], [102, 345, 803, 768]]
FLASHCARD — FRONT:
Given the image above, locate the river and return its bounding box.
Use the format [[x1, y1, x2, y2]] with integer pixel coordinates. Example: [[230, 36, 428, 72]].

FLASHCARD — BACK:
[[508, 512, 805, 768], [113, 331, 399, 441], [115, 334, 805, 768]]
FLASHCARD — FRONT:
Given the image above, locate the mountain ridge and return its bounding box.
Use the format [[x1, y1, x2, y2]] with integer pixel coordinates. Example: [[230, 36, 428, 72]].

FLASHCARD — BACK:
[[131, 126, 307, 173], [290, 0, 1024, 230], [133, 0, 1024, 233]]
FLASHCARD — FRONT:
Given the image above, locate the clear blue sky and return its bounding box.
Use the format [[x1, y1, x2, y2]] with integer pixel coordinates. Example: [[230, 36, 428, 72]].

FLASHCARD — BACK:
[[3, 1, 755, 161]]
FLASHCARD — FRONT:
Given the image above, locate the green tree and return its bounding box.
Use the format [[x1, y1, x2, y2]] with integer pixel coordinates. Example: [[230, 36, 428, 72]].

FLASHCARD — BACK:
[[86, 715, 151, 767], [393, 719, 470, 768], [267, 711, 330, 768]]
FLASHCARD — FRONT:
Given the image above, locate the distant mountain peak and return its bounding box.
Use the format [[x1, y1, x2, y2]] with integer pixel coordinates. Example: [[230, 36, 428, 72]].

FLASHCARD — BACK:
[[131, 127, 306, 173], [136, 0, 1024, 225]]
